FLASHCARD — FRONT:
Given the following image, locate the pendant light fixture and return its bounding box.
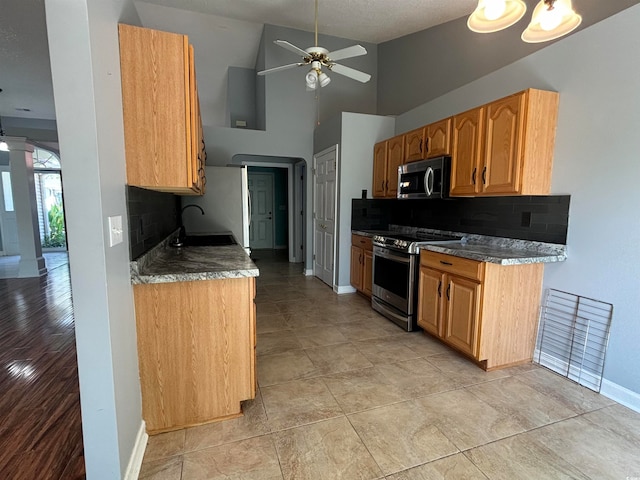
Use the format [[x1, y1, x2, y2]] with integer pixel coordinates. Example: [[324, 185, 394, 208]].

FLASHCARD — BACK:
[[468, 0, 582, 43], [468, 0, 527, 33], [522, 0, 582, 43]]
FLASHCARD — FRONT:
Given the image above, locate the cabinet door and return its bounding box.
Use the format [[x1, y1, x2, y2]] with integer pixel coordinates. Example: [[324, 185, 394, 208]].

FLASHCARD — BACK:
[[386, 136, 404, 198], [372, 141, 387, 198], [362, 250, 373, 297], [350, 245, 363, 291], [451, 107, 484, 196], [404, 127, 425, 163], [425, 118, 452, 158], [443, 275, 481, 357], [417, 267, 444, 337], [482, 92, 526, 195]]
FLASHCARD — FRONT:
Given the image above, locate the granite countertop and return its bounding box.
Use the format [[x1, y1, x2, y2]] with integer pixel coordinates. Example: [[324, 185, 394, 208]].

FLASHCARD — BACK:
[[131, 232, 259, 285], [352, 227, 567, 265]]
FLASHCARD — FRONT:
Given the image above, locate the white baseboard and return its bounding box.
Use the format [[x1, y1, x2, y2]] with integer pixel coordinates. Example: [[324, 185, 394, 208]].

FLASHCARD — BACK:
[[124, 421, 148, 480], [533, 349, 601, 391], [600, 379, 640, 413], [334, 285, 357, 294], [304, 269, 313, 276]]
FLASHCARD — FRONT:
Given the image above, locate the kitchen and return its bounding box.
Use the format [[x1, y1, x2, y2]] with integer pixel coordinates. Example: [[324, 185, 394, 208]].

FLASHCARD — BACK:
[[31, 0, 640, 478]]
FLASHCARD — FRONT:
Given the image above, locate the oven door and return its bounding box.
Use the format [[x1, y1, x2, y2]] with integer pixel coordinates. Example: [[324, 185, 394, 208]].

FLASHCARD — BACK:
[[372, 246, 416, 314]]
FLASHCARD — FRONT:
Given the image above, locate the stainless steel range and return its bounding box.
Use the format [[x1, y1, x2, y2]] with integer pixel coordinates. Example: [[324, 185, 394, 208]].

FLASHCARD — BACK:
[[371, 231, 461, 331]]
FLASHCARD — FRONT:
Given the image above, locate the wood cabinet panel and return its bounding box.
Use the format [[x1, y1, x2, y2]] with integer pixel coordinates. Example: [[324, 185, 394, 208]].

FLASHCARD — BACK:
[[386, 136, 404, 198], [134, 277, 256, 434], [119, 24, 205, 195], [417, 267, 443, 337], [372, 141, 387, 198], [404, 127, 425, 163], [443, 275, 481, 357], [350, 244, 364, 292], [451, 107, 484, 196], [425, 118, 452, 158], [363, 251, 373, 297], [422, 250, 484, 281], [351, 234, 373, 297]]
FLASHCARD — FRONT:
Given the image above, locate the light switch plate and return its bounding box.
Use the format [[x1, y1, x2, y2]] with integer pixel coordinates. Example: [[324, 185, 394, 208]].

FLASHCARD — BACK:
[[108, 215, 123, 247]]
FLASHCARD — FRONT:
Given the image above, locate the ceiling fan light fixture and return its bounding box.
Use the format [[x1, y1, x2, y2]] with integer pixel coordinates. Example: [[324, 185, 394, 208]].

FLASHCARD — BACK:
[[468, 0, 527, 33], [318, 71, 331, 88], [305, 69, 318, 89], [522, 0, 582, 43]]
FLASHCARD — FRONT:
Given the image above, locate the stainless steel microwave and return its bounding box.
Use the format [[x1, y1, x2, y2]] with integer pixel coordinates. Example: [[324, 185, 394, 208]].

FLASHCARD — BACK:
[[397, 156, 451, 199]]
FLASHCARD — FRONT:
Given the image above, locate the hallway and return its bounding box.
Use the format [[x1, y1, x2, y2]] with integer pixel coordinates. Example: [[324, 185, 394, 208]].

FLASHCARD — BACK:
[[0, 253, 84, 479]]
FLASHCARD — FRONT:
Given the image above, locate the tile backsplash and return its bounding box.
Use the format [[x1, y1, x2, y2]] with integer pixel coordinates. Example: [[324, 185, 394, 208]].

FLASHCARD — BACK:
[[352, 195, 570, 244], [126, 186, 180, 259]]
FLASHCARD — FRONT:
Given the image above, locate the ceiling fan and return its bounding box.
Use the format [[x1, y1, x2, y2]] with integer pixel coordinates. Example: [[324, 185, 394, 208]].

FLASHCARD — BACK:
[[257, 0, 371, 90]]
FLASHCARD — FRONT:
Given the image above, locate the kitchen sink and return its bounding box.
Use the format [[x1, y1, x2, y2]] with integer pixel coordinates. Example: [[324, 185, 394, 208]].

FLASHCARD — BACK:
[[182, 234, 236, 247]]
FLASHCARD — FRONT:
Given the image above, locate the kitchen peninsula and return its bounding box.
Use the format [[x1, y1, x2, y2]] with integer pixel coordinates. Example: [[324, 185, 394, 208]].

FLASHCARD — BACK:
[[130, 235, 258, 434]]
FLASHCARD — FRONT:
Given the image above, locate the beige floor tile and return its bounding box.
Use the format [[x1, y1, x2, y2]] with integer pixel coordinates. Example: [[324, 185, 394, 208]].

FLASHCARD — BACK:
[[256, 302, 282, 316], [354, 336, 422, 365], [293, 326, 349, 348], [385, 453, 488, 479], [376, 358, 458, 399], [304, 342, 374, 374], [515, 368, 616, 414], [257, 349, 318, 387], [284, 312, 333, 329], [257, 331, 303, 356], [348, 401, 458, 475], [424, 353, 511, 387], [465, 376, 578, 430], [143, 429, 186, 462], [336, 320, 403, 341], [184, 390, 270, 452], [413, 389, 526, 450], [527, 415, 640, 479], [322, 367, 407, 414], [182, 435, 283, 479], [261, 377, 343, 430], [256, 314, 291, 334], [464, 431, 590, 479], [273, 416, 383, 480], [581, 403, 640, 444], [399, 332, 456, 358], [138, 455, 183, 480]]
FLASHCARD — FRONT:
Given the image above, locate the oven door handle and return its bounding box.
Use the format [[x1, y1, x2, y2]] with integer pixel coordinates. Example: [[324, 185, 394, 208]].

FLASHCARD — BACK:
[[374, 248, 411, 264], [424, 166, 434, 196]]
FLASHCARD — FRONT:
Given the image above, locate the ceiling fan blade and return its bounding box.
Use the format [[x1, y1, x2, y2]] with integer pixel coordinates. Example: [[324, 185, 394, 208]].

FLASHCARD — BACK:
[[328, 44, 367, 62], [274, 39, 310, 58], [257, 63, 305, 76], [329, 63, 371, 83]]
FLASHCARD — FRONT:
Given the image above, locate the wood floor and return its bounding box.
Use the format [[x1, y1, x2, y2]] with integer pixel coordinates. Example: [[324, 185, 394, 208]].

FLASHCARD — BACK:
[[0, 253, 85, 479]]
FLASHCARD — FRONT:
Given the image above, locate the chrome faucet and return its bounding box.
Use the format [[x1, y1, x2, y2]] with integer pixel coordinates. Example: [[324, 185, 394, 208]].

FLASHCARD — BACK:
[[178, 204, 205, 241]]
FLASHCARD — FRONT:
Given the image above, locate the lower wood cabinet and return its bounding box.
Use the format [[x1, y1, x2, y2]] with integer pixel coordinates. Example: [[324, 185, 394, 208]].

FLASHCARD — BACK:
[[350, 234, 373, 297], [133, 277, 256, 434], [417, 250, 543, 370]]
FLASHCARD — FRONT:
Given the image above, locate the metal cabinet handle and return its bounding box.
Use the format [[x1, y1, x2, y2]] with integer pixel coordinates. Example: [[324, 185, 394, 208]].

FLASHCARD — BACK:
[[419, 139, 423, 153], [425, 138, 429, 153], [385, 180, 389, 191], [482, 166, 487, 185], [472, 167, 477, 185], [437, 280, 442, 297], [446, 284, 451, 301]]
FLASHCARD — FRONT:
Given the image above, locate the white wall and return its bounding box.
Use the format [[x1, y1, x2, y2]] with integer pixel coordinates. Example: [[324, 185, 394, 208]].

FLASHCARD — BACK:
[[395, 6, 640, 399], [45, 0, 143, 477]]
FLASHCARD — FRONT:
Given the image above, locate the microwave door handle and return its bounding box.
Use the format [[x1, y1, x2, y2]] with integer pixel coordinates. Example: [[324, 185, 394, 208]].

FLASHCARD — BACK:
[[425, 167, 434, 196]]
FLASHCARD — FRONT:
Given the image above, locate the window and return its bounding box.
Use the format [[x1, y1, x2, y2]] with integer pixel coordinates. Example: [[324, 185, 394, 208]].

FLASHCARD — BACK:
[[1, 171, 13, 212]]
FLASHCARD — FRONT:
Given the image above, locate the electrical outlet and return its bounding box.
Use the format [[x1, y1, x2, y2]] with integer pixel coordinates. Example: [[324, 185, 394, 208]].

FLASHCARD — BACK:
[[108, 215, 123, 247]]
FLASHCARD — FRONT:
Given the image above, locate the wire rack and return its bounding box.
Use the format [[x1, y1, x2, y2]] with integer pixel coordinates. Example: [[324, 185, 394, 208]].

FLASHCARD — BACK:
[[535, 288, 613, 392]]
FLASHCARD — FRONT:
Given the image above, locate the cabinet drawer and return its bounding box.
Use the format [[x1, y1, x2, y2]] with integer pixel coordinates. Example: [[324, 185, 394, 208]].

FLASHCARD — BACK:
[[421, 250, 483, 281], [352, 234, 372, 251]]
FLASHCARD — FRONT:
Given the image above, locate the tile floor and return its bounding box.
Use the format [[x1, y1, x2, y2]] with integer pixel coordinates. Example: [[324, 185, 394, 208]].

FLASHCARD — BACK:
[[140, 250, 640, 480]]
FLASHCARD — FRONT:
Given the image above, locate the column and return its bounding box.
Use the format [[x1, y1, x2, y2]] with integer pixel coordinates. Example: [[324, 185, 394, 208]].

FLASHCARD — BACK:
[[7, 137, 47, 277]]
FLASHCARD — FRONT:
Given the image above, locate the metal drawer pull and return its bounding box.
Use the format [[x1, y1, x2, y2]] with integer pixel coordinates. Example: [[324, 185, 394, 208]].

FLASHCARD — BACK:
[[440, 260, 453, 266]]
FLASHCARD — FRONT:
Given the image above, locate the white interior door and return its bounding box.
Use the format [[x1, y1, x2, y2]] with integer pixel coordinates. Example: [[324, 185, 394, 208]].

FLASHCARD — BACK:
[[0, 168, 19, 255], [313, 146, 337, 287], [248, 172, 274, 249]]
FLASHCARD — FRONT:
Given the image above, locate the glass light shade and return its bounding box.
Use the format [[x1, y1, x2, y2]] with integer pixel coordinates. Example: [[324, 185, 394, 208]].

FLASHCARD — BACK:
[[318, 72, 331, 88], [0, 140, 8, 152], [522, 0, 582, 43], [305, 70, 318, 89], [468, 0, 527, 33]]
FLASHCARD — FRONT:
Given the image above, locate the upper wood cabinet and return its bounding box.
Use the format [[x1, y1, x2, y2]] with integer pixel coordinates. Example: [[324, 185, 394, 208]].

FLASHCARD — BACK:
[[404, 117, 452, 164], [450, 89, 559, 197], [119, 24, 205, 195], [372, 135, 404, 198], [404, 127, 425, 163]]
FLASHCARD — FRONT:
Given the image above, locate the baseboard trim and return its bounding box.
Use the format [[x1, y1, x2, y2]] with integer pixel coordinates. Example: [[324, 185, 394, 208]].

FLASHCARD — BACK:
[[304, 269, 313, 276], [334, 285, 357, 294], [600, 379, 640, 413], [124, 421, 148, 480]]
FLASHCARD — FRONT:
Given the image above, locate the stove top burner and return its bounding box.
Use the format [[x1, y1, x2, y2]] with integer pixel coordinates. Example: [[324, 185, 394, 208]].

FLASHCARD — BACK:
[[372, 231, 462, 254]]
